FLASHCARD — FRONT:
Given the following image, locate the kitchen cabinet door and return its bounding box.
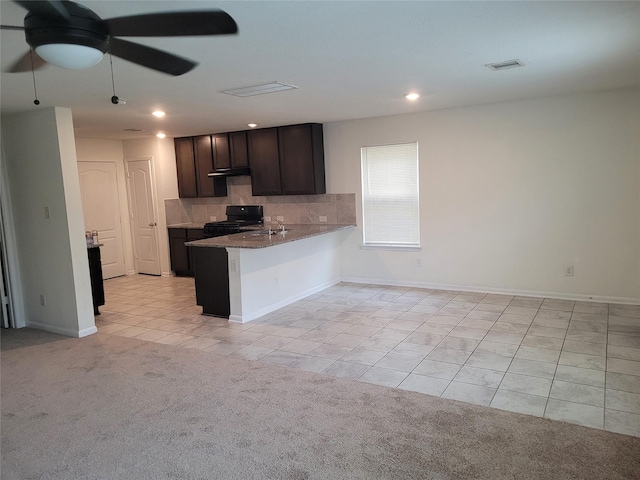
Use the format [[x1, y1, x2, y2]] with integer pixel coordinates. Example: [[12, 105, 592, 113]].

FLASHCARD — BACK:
[[229, 131, 249, 168], [212, 134, 231, 170], [248, 127, 281, 196], [87, 247, 105, 314], [192, 246, 230, 317], [168, 228, 190, 275], [174, 137, 197, 198], [278, 123, 326, 195], [186, 229, 206, 276], [194, 135, 216, 197], [176, 136, 227, 198]]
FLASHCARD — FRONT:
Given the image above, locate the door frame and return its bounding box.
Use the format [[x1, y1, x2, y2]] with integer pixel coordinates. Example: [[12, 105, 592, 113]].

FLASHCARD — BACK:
[[0, 158, 25, 328], [124, 157, 161, 275]]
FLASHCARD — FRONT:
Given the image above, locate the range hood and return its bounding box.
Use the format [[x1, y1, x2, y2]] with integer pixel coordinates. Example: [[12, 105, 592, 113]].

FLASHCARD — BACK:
[[207, 168, 251, 178]]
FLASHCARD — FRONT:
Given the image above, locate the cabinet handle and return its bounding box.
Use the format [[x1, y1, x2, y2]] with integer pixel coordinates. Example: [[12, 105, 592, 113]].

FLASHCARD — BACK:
[[148, 222, 157, 227]]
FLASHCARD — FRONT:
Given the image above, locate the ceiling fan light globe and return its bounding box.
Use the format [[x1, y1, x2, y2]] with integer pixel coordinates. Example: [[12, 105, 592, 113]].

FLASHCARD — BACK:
[[35, 44, 104, 69]]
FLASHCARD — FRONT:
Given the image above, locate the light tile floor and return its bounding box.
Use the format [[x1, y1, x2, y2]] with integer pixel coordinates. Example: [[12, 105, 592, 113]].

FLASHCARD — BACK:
[[97, 275, 640, 438]]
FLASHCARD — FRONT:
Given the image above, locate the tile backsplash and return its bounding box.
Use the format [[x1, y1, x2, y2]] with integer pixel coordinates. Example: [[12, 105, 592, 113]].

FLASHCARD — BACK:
[[165, 176, 356, 226]]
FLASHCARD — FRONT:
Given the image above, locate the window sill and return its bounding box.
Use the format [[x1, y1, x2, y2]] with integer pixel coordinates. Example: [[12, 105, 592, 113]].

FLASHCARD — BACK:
[[360, 245, 422, 252]]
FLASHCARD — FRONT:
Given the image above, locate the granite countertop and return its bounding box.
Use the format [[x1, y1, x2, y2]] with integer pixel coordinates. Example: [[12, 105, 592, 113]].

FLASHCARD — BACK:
[[185, 224, 355, 249], [167, 223, 206, 229]]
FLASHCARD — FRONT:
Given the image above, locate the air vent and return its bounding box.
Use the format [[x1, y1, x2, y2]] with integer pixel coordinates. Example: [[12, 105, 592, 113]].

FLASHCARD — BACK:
[[485, 59, 525, 71], [123, 128, 143, 132], [221, 82, 298, 97]]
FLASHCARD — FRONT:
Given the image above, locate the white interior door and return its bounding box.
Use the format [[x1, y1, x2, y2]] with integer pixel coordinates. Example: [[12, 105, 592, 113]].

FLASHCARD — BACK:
[[78, 162, 126, 279], [126, 158, 161, 275]]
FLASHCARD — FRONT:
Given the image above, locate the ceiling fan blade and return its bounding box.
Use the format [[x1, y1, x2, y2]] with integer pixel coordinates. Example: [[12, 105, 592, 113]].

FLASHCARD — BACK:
[[15, 0, 71, 19], [104, 10, 237, 37], [6, 50, 47, 73], [109, 37, 197, 76]]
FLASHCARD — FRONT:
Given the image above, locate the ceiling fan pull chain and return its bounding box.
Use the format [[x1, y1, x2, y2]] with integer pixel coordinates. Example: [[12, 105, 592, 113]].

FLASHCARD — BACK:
[[108, 53, 126, 104], [30, 49, 40, 105], [109, 53, 119, 105]]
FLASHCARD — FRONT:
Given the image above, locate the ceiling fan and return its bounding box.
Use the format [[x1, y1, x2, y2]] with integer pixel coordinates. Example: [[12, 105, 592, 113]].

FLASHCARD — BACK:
[[0, 0, 238, 76]]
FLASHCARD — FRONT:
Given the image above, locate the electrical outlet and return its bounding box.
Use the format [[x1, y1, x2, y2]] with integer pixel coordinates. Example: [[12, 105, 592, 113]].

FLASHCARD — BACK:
[[319, 216, 327, 223], [416, 258, 422, 267], [264, 216, 272, 222], [44, 206, 50, 219], [209, 216, 216, 221], [564, 265, 574, 276], [276, 216, 284, 222], [39, 294, 46, 306], [275, 277, 279, 285], [229, 259, 237, 272]]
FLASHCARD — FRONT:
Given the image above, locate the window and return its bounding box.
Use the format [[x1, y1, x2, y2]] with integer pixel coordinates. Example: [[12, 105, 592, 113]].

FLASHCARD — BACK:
[[361, 142, 420, 248]]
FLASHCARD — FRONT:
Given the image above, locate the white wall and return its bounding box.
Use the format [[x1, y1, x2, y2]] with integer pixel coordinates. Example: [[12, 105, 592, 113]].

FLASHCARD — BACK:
[[2, 107, 96, 336], [75, 138, 135, 275], [228, 230, 347, 322], [122, 137, 178, 276], [324, 88, 640, 302]]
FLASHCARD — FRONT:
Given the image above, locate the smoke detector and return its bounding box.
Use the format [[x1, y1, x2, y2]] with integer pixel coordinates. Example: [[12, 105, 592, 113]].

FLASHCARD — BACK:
[[485, 59, 525, 71]]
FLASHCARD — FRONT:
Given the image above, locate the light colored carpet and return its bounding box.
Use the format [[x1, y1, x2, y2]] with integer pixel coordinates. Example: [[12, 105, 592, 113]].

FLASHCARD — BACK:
[[1, 328, 638, 480]]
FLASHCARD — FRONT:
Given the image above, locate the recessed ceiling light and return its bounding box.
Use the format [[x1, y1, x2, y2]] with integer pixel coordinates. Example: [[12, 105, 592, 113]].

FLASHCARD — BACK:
[[156, 133, 166, 139], [404, 93, 420, 101], [152, 111, 166, 118], [248, 123, 258, 128]]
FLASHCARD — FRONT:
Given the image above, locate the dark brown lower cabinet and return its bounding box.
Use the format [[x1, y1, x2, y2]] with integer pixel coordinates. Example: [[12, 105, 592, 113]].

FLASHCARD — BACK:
[[87, 246, 105, 315], [191, 247, 230, 317], [168, 228, 205, 277]]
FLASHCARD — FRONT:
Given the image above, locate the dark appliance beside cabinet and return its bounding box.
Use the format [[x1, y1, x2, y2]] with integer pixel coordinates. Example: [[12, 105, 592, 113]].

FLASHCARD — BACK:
[[203, 205, 264, 237], [87, 245, 105, 315]]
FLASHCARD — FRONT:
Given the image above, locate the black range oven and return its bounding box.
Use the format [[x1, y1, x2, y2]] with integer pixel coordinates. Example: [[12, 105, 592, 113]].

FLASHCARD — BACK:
[[203, 205, 264, 238]]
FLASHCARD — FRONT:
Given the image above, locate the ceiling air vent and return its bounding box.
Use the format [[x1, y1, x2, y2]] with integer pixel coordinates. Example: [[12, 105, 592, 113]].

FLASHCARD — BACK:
[[123, 128, 143, 132], [221, 82, 298, 97], [485, 59, 525, 71]]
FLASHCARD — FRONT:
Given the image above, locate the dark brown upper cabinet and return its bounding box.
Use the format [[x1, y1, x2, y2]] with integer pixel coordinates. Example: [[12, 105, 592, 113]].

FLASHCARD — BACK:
[[211, 134, 231, 170], [247, 127, 281, 196], [175, 136, 227, 198], [248, 123, 325, 196], [174, 137, 198, 198], [278, 123, 325, 195], [176, 123, 325, 198], [229, 131, 249, 168]]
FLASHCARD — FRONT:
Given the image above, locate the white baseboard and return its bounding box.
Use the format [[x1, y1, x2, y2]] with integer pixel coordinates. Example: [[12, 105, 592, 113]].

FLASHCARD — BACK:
[[340, 277, 640, 305], [25, 321, 98, 338], [229, 278, 342, 323]]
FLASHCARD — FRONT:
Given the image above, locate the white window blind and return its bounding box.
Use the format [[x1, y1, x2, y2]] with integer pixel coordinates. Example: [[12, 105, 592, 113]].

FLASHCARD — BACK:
[[361, 142, 420, 248]]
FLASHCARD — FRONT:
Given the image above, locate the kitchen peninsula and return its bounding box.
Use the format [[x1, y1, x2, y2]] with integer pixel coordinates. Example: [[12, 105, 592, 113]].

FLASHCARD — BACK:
[[186, 224, 355, 323]]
